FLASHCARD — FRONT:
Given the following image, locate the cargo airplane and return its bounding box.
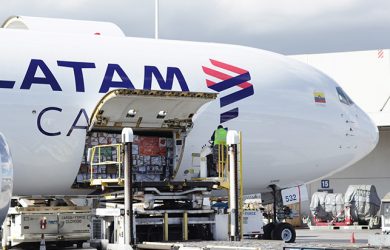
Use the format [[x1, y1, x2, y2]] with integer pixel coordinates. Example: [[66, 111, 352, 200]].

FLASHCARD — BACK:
[[0, 16, 379, 225]]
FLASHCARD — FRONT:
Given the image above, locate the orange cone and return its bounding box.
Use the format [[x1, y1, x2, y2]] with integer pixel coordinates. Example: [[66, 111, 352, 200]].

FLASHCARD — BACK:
[[350, 232, 356, 243]]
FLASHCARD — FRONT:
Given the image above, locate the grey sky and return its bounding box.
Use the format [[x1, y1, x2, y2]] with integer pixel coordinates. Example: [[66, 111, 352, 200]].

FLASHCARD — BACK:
[[1, 0, 390, 54]]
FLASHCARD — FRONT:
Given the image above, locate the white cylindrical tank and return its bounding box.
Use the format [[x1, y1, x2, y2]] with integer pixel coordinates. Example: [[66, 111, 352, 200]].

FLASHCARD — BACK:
[[1, 16, 125, 37]]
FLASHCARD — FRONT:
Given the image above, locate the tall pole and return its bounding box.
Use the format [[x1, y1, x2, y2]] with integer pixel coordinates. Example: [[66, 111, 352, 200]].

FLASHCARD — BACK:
[[122, 128, 134, 246], [155, 0, 159, 39], [270, 184, 277, 224], [229, 144, 236, 241], [233, 143, 239, 240], [227, 130, 239, 241]]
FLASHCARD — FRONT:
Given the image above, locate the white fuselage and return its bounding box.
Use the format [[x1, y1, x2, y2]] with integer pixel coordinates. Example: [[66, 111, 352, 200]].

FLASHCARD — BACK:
[[290, 50, 390, 126], [0, 28, 378, 196]]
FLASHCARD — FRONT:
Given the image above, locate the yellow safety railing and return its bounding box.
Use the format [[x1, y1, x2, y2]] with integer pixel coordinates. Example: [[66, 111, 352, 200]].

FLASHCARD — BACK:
[[217, 144, 228, 182], [216, 132, 242, 190], [191, 132, 243, 191], [89, 144, 123, 186]]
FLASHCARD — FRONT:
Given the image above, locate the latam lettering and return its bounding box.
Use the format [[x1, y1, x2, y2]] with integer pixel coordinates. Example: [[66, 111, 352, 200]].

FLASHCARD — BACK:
[[37, 107, 89, 137], [1, 59, 189, 92]]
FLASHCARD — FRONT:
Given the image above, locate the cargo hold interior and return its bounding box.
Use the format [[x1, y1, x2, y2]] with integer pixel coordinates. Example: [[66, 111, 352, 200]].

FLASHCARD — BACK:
[[71, 89, 217, 190]]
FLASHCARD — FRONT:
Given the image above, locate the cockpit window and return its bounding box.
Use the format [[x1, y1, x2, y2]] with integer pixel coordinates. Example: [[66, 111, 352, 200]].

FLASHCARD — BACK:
[[336, 87, 354, 105]]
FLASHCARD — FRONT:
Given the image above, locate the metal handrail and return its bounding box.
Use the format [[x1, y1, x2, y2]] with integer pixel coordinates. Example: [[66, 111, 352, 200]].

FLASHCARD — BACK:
[[89, 144, 123, 183], [217, 144, 228, 180]]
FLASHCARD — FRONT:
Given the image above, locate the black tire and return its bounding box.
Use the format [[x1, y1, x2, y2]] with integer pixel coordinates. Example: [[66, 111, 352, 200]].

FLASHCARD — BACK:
[[271, 223, 296, 243], [262, 223, 275, 240], [77, 241, 84, 248]]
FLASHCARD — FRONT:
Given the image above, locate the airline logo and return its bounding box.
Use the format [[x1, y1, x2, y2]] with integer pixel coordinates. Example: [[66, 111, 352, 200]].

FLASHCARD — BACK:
[[0, 59, 189, 93], [202, 59, 254, 123], [0, 59, 191, 137]]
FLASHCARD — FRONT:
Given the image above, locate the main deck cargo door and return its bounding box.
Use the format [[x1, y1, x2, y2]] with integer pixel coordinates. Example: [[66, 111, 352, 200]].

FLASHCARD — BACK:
[[89, 89, 217, 131]]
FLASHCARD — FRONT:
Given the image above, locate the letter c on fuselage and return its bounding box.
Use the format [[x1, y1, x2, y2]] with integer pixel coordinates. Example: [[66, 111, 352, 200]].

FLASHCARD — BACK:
[[37, 107, 62, 136]]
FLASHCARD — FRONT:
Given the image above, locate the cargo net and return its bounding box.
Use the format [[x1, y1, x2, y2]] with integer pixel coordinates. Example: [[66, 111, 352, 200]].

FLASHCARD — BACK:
[[310, 192, 345, 222], [344, 185, 381, 222], [310, 185, 381, 224], [74, 132, 174, 186]]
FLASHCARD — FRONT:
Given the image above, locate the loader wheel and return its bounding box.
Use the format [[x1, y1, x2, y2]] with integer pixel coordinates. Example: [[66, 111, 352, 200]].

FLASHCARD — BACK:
[[271, 223, 296, 243], [262, 223, 275, 240]]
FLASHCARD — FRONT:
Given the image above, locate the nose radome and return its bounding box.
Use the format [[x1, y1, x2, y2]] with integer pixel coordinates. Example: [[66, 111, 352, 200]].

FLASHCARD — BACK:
[[368, 118, 379, 150], [358, 109, 379, 154]]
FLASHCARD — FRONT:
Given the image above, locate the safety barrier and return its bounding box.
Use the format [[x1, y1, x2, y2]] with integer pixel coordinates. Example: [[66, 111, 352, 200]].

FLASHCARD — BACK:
[[89, 144, 123, 187]]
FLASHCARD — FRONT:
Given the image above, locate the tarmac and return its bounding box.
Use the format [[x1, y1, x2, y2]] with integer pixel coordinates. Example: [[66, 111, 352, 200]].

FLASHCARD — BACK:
[[6, 228, 386, 249], [137, 229, 385, 250]]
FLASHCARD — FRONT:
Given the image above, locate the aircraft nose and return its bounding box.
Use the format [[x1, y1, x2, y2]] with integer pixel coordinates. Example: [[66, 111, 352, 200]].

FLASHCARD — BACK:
[[356, 108, 379, 154], [367, 118, 379, 150]]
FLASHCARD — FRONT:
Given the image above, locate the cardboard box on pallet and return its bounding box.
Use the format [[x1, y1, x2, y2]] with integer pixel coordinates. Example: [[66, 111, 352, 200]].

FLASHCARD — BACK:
[[75, 133, 174, 184]]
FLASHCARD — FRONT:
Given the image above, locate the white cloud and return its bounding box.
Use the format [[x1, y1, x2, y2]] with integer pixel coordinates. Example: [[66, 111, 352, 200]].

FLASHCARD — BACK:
[[159, 0, 390, 53], [0, 0, 155, 37], [1, 0, 390, 54]]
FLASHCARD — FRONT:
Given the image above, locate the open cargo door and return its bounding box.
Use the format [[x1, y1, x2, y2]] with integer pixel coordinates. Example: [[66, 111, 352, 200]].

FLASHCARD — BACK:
[[84, 89, 217, 187], [89, 89, 217, 132]]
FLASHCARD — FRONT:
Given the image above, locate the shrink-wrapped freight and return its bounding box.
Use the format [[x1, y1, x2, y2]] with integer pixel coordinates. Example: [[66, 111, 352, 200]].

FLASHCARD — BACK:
[[74, 132, 174, 184]]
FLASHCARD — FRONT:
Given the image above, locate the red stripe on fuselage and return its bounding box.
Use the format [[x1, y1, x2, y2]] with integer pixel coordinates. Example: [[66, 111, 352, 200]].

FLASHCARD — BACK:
[[210, 59, 248, 75], [202, 66, 251, 89]]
